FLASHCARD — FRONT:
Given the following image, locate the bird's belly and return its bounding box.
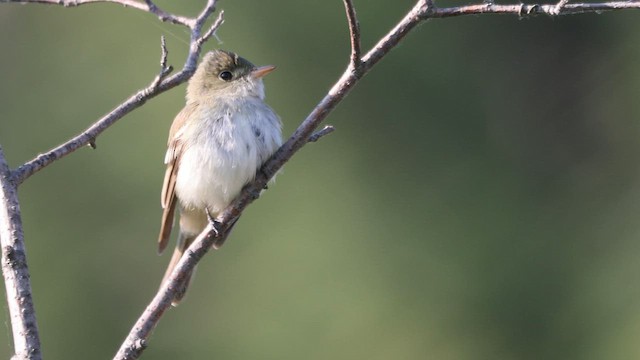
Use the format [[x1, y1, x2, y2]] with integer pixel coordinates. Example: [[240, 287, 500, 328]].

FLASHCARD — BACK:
[[175, 138, 260, 214]]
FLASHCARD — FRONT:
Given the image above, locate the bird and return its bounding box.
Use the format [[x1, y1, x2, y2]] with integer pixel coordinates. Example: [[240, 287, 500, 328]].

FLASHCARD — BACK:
[[157, 49, 282, 305]]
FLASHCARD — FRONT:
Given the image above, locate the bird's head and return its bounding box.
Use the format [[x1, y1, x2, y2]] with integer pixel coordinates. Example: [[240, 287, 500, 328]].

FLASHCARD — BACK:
[[187, 49, 275, 102]]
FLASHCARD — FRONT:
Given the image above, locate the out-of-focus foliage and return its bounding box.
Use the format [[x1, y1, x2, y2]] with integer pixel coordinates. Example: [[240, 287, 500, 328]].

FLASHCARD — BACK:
[[1, 1, 640, 359]]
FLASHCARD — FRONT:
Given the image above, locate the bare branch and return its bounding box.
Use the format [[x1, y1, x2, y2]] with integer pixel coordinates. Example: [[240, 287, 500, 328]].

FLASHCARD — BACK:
[[196, 10, 225, 48], [113, 222, 227, 360], [5, 0, 635, 19], [308, 125, 335, 143], [342, 0, 362, 69], [118, 4, 438, 351], [11, 60, 171, 185], [195, 0, 218, 25], [552, 0, 572, 15], [1, 1, 219, 352], [428, 1, 640, 18], [0, 0, 194, 26], [10, 1, 222, 185], [142, 0, 171, 23], [0, 147, 41, 360], [159, 35, 169, 71], [115, 122, 333, 357], [4, 0, 640, 358], [149, 36, 173, 90], [68, 0, 640, 357]]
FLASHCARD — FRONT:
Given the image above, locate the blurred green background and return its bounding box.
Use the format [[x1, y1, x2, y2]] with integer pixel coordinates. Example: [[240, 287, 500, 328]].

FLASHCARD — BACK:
[[2, 0, 640, 359]]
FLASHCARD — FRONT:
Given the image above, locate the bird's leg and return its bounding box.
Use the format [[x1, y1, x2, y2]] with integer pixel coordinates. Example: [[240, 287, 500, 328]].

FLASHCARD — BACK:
[[259, 169, 270, 190], [205, 208, 221, 237]]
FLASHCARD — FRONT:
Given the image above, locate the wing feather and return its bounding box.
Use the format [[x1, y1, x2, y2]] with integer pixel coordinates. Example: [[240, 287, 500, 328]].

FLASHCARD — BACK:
[[157, 104, 197, 253]]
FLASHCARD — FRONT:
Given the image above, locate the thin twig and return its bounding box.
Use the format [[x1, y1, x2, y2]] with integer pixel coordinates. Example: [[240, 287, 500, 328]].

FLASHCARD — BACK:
[[553, 0, 572, 14], [0, 0, 194, 26], [159, 35, 169, 72], [195, 0, 218, 24], [149, 36, 172, 90], [196, 10, 225, 48], [0, 147, 41, 360], [360, 0, 430, 74], [343, 0, 362, 69], [308, 125, 335, 143], [10, 1, 222, 185]]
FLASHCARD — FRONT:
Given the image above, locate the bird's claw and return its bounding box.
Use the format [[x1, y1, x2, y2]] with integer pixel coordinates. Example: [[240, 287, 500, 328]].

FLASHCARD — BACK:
[[205, 208, 221, 237]]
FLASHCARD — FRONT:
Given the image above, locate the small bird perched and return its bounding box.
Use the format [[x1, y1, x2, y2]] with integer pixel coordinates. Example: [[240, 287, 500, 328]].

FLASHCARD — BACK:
[[158, 50, 282, 305]]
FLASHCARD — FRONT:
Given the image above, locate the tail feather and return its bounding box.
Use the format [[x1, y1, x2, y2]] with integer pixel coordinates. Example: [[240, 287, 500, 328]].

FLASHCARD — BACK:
[[160, 216, 241, 306], [161, 231, 197, 306]]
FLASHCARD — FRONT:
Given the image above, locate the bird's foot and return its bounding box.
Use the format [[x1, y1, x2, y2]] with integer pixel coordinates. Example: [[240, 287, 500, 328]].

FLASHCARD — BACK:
[[205, 208, 222, 237], [259, 169, 270, 190]]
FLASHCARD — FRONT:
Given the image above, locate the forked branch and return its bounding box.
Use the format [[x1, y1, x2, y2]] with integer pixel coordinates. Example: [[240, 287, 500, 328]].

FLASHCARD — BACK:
[[0, 1, 223, 359], [8, 0, 223, 185], [2, 1, 640, 360], [114, 0, 640, 358]]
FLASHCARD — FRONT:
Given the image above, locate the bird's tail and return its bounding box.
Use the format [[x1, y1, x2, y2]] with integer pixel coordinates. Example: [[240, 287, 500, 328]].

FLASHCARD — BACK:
[[160, 216, 240, 306], [161, 231, 197, 306]]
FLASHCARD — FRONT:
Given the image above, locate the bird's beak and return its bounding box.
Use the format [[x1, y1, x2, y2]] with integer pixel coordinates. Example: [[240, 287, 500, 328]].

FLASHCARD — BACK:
[[251, 65, 276, 78]]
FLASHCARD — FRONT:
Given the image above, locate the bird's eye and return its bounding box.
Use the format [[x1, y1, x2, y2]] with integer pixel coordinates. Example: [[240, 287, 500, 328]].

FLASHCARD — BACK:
[[219, 71, 233, 81]]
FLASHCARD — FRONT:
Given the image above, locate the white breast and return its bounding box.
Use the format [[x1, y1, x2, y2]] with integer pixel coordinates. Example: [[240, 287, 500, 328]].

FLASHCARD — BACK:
[[174, 98, 281, 215]]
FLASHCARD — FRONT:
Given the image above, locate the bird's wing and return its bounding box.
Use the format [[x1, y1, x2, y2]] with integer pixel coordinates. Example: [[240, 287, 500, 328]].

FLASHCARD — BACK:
[[158, 105, 195, 254]]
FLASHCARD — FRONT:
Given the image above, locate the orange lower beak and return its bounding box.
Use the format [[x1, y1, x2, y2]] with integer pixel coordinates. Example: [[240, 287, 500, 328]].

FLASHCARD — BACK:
[[252, 65, 276, 78]]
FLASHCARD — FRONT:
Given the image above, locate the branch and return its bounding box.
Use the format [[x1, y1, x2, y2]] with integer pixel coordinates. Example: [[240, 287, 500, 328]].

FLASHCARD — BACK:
[[113, 222, 225, 360], [0, 147, 41, 360], [10, 1, 224, 185], [343, 0, 361, 69], [428, 1, 640, 18], [5, 0, 640, 359], [113, 1, 434, 355], [0, 0, 193, 26], [0, 0, 222, 358], [308, 125, 336, 143], [124, 0, 640, 346], [552, 0, 572, 15], [6, 0, 634, 18]]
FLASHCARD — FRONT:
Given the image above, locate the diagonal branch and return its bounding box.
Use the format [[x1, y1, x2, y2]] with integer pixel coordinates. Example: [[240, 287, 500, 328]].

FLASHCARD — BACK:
[[116, 1, 435, 356], [0, 1, 222, 359], [112, 221, 225, 360], [11, 41, 173, 184], [196, 9, 226, 48], [125, 0, 640, 348], [308, 125, 336, 143], [10, 3, 223, 186], [0, 147, 41, 360]]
